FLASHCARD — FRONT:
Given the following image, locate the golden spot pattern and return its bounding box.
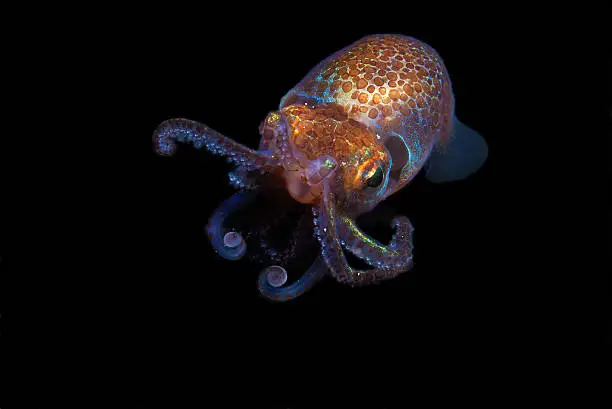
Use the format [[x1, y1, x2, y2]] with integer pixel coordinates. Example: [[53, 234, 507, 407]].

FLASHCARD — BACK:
[[283, 34, 452, 142]]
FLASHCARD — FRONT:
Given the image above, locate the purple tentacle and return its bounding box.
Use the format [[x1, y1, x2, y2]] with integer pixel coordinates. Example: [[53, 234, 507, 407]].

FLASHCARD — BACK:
[[337, 215, 414, 271], [206, 191, 257, 260], [153, 118, 278, 170], [274, 122, 302, 171], [313, 183, 413, 286], [257, 257, 327, 302], [228, 166, 258, 190]]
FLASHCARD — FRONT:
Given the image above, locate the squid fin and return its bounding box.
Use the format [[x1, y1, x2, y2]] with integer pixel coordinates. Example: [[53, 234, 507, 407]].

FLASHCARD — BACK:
[[425, 117, 488, 183]]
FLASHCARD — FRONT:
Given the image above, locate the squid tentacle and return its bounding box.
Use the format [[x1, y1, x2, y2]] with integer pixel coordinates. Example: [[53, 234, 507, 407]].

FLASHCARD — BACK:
[[206, 191, 257, 260], [274, 122, 302, 171], [313, 183, 413, 286], [257, 257, 327, 302], [337, 215, 414, 271], [228, 166, 258, 190], [153, 118, 279, 169], [255, 204, 327, 301]]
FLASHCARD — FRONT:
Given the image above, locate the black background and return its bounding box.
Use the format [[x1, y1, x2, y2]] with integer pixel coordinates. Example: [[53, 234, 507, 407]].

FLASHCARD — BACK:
[[135, 21, 520, 392], [7, 7, 608, 407]]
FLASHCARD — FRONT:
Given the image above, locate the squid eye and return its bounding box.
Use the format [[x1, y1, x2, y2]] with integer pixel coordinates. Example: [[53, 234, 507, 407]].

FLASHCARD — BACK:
[[365, 166, 384, 188]]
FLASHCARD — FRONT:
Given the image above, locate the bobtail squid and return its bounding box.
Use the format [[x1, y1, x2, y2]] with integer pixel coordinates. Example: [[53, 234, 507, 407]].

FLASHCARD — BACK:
[[153, 34, 488, 301]]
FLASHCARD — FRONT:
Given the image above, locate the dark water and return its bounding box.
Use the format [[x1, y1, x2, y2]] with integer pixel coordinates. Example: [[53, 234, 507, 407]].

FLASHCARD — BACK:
[[7, 12, 593, 406], [137, 24, 506, 390]]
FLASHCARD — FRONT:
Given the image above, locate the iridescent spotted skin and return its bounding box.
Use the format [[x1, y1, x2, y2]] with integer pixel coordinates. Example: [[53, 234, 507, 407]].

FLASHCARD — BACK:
[[280, 34, 454, 198], [153, 34, 484, 301]]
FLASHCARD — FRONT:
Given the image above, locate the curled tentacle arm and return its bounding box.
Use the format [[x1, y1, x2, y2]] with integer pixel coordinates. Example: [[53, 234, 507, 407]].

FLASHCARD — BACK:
[[337, 215, 414, 270], [313, 183, 413, 286], [206, 191, 257, 260], [258, 257, 327, 302], [153, 118, 279, 169]]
